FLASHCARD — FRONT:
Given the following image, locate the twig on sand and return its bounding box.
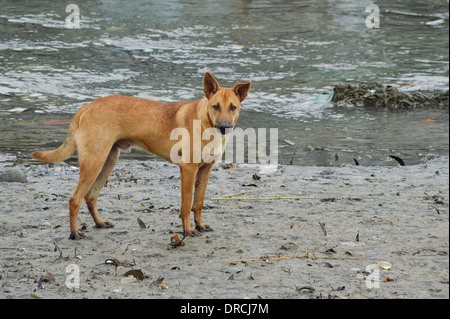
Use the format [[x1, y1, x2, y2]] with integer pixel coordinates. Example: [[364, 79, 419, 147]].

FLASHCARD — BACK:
[[338, 292, 373, 299], [360, 239, 367, 256], [213, 190, 260, 199], [212, 196, 316, 201], [319, 222, 327, 236], [211, 189, 315, 201], [212, 194, 315, 201], [224, 250, 365, 263]]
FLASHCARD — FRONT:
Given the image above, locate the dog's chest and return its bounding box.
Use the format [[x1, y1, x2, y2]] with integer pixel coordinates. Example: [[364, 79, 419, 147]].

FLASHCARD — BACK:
[[201, 131, 229, 163]]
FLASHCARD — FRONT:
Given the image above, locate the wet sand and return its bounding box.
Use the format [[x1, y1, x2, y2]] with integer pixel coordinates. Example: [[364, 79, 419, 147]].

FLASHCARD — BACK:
[[0, 157, 448, 299]]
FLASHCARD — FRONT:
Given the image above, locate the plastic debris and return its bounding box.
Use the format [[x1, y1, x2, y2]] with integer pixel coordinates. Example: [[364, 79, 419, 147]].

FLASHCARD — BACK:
[[314, 90, 334, 104], [377, 261, 392, 270]]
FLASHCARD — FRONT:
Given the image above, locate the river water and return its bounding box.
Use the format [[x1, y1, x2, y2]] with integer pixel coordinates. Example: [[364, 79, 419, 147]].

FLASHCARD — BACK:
[[0, 0, 448, 166]]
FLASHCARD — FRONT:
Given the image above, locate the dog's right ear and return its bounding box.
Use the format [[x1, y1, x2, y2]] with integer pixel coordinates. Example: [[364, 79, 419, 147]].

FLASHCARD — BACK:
[[203, 72, 220, 99]]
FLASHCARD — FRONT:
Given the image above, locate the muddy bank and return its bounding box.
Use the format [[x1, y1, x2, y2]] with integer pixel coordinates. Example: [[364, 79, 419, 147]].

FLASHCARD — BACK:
[[0, 157, 448, 299]]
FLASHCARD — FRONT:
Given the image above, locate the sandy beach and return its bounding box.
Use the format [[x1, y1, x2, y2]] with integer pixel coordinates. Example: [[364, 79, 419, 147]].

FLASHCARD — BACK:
[[0, 156, 448, 299]]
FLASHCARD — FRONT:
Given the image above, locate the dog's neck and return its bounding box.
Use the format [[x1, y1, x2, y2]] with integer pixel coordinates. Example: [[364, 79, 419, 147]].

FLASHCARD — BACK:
[[197, 98, 215, 130]]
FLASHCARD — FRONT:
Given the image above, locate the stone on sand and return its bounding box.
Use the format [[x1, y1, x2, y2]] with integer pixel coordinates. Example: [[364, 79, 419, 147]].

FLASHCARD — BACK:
[[0, 168, 28, 183]]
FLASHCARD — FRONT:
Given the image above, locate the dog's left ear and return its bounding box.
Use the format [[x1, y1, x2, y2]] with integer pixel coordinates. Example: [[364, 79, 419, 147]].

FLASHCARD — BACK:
[[203, 72, 220, 99], [233, 81, 251, 102]]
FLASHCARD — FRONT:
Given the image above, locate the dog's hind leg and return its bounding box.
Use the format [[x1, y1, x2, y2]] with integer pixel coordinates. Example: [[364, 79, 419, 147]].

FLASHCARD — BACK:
[[84, 145, 120, 230], [69, 146, 112, 240]]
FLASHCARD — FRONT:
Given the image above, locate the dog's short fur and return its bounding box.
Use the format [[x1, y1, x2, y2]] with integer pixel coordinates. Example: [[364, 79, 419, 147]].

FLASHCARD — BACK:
[[31, 73, 251, 239]]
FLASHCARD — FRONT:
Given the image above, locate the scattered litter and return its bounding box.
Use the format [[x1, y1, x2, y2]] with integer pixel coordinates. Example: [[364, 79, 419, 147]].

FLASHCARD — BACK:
[[429, 205, 441, 215], [313, 91, 334, 104], [252, 173, 261, 180], [365, 275, 394, 282], [137, 218, 148, 229], [295, 285, 315, 293], [280, 243, 298, 251], [258, 164, 278, 175], [45, 270, 55, 283], [37, 271, 55, 285], [282, 139, 296, 146], [120, 276, 138, 284], [377, 261, 392, 270], [388, 155, 406, 166], [150, 276, 165, 287], [170, 234, 186, 248], [318, 222, 327, 236], [241, 183, 258, 187], [123, 269, 146, 281], [103, 258, 136, 275]]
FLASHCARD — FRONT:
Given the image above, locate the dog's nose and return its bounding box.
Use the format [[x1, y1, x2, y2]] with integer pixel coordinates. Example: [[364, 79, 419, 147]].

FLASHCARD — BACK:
[[216, 124, 233, 135]]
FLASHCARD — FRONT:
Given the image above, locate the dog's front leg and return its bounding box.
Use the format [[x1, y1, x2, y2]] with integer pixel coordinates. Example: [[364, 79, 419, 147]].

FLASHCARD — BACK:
[[193, 162, 214, 233], [179, 163, 200, 236]]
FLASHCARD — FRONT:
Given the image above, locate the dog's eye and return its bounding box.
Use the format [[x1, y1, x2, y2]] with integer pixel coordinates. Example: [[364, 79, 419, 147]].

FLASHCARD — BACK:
[[213, 104, 220, 111], [230, 105, 237, 111]]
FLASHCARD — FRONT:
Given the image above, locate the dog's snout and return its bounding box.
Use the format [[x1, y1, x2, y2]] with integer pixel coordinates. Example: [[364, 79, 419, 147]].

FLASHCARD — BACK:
[[216, 124, 233, 135]]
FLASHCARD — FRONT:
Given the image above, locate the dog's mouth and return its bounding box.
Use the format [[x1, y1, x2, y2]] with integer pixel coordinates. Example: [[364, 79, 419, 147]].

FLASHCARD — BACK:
[[215, 125, 233, 135]]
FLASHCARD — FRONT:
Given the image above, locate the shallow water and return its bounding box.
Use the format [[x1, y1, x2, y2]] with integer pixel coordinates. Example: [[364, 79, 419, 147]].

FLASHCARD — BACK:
[[0, 0, 448, 166]]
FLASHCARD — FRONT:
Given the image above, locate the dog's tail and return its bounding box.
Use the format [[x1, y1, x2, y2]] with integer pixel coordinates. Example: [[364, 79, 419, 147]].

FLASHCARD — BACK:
[[31, 113, 80, 163]]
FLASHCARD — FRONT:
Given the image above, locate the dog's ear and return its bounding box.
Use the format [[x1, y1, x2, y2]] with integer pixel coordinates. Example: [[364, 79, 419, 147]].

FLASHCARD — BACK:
[[203, 72, 220, 99], [233, 81, 251, 102]]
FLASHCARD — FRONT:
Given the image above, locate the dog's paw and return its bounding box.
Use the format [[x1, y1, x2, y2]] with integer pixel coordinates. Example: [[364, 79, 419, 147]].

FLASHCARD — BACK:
[[196, 224, 214, 233], [184, 228, 202, 237], [95, 220, 115, 229], [69, 231, 85, 240]]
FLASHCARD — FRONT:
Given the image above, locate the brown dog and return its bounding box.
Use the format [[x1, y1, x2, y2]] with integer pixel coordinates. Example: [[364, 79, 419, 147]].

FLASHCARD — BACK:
[[31, 72, 251, 239]]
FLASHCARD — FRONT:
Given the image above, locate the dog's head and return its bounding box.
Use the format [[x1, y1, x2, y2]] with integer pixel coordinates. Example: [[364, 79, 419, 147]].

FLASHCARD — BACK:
[[203, 72, 251, 135]]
